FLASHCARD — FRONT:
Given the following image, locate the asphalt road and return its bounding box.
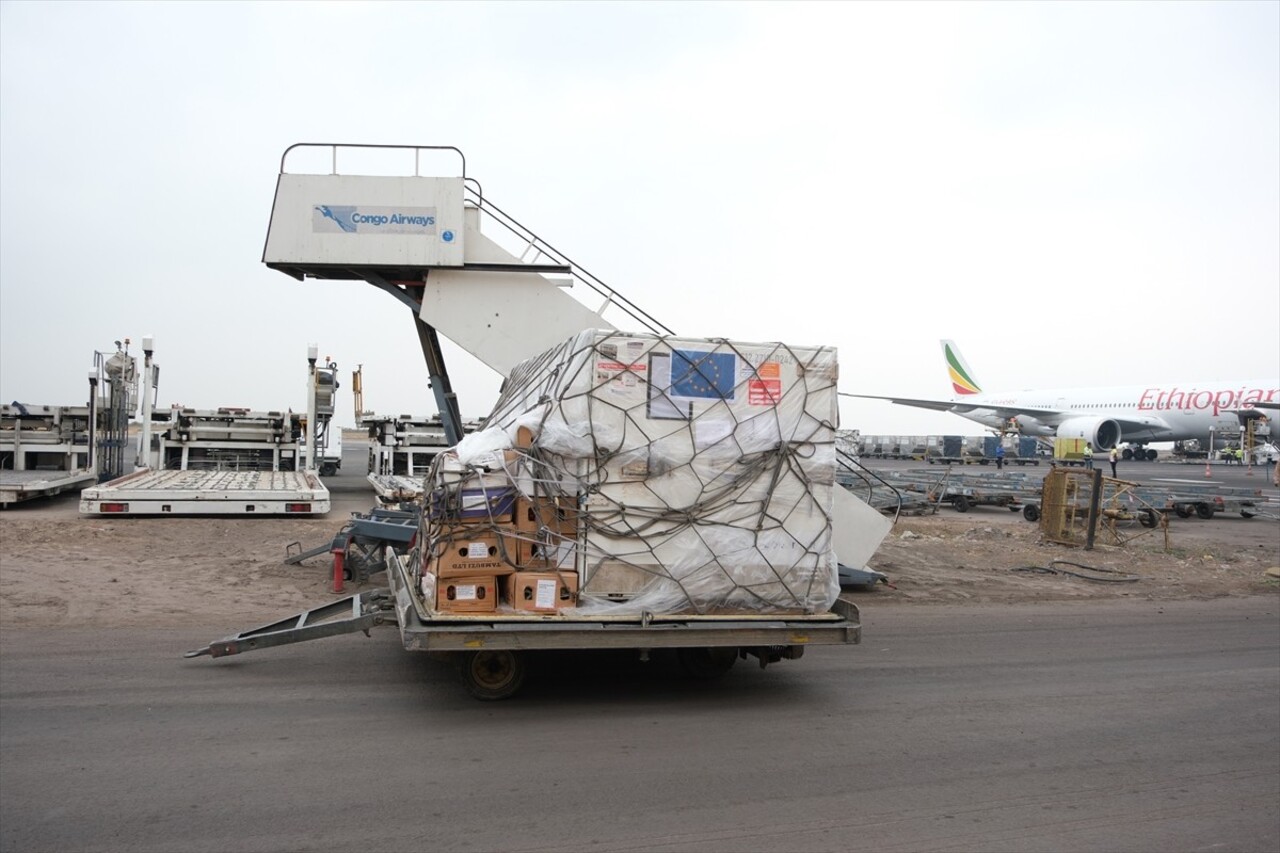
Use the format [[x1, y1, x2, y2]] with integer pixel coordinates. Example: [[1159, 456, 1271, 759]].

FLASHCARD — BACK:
[[2, 597, 1276, 853]]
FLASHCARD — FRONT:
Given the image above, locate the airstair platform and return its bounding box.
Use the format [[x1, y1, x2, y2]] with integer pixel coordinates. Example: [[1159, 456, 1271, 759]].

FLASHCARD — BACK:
[[263, 144, 669, 377]]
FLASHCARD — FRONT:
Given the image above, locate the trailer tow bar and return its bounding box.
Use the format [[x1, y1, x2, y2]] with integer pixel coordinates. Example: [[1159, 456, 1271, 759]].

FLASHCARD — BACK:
[[184, 588, 395, 659]]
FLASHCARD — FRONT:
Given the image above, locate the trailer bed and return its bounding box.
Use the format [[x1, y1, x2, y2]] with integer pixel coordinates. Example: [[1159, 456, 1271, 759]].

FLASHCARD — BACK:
[[1, 469, 97, 506], [385, 551, 860, 651], [186, 549, 861, 700], [367, 473, 425, 504], [80, 468, 329, 515]]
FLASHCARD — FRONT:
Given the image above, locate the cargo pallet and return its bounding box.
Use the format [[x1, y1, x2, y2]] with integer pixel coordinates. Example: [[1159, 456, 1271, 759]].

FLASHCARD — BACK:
[[79, 469, 330, 516]]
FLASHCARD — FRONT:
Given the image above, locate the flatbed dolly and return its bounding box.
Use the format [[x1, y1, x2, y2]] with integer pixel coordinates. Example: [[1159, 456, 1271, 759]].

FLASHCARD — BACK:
[[187, 550, 861, 700]]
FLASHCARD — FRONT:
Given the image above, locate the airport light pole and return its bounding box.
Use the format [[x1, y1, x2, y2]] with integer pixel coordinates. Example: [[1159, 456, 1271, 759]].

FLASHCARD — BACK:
[[305, 344, 318, 471], [137, 336, 155, 470], [87, 368, 98, 477], [1204, 426, 1214, 479]]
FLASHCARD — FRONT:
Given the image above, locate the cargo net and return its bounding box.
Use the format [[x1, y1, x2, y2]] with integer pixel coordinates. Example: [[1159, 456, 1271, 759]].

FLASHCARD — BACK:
[[408, 330, 842, 616]]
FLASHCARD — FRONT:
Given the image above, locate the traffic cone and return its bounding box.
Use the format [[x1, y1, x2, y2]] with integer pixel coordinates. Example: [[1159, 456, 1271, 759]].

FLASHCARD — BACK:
[[1204, 456, 1212, 478]]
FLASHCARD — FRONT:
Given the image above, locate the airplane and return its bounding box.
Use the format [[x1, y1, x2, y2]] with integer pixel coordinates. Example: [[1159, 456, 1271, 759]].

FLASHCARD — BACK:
[[841, 340, 1280, 460]]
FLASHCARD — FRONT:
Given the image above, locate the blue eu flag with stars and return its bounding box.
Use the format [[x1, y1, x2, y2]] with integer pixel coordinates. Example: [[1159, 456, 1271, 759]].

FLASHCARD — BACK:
[[671, 350, 736, 400]]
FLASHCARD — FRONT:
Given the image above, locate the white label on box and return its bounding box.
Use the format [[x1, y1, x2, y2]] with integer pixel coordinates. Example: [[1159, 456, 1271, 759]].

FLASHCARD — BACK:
[[461, 494, 489, 511], [455, 584, 478, 600], [549, 542, 576, 569], [534, 578, 557, 609], [466, 541, 489, 558]]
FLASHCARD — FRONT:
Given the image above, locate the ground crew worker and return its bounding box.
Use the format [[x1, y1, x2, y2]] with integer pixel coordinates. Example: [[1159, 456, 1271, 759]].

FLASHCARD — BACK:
[[995, 442, 1005, 470], [1109, 445, 1119, 477], [1083, 443, 1093, 469]]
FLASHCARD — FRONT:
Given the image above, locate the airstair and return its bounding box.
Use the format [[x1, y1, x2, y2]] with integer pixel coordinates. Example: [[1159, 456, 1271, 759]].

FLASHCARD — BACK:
[[263, 143, 672, 444]]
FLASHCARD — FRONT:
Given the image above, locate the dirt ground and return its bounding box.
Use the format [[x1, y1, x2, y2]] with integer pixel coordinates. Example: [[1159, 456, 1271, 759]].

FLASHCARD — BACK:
[[864, 508, 1279, 605], [2, 488, 1276, 631]]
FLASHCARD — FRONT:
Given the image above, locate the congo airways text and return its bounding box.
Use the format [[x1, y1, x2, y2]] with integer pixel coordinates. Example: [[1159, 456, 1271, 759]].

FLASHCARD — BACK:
[[350, 212, 436, 226]]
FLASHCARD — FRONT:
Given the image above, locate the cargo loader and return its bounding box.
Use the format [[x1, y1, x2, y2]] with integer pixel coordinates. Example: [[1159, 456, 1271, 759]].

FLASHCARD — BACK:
[[1, 404, 97, 506], [3, 338, 144, 506]]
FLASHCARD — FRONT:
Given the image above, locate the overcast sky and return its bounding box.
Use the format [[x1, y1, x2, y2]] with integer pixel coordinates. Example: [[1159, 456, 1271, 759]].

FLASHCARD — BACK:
[[2, 0, 1277, 437]]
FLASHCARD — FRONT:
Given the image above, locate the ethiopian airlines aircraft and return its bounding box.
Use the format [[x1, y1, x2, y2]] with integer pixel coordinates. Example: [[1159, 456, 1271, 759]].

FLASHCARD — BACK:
[[844, 340, 1280, 460]]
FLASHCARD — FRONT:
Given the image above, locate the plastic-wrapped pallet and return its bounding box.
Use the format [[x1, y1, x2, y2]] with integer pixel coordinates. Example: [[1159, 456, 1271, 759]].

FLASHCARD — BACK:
[[446, 329, 842, 616]]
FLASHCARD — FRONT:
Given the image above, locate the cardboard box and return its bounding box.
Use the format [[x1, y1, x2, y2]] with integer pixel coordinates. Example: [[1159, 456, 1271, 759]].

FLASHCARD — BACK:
[[514, 495, 581, 536], [512, 532, 578, 570], [428, 530, 517, 578], [428, 486, 517, 524], [504, 571, 579, 612], [426, 573, 498, 613]]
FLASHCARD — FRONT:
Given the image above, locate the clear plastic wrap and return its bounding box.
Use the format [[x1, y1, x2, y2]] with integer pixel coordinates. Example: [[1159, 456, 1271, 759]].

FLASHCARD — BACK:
[[423, 330, 842, 616]]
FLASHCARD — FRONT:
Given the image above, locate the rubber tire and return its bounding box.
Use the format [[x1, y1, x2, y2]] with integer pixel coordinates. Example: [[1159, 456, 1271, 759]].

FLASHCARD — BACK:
[[1195, 503, 1215, 520], [458, 650, 527, 701], [320, 462, 337, 477], [1138, 509, 1158, 528], [676, 647, 738, 679], [1175, 504, 1193, 519], [1023, 504, 1040, 522], [953, 495, 971, 512], [1241, 510, 1256, 519]]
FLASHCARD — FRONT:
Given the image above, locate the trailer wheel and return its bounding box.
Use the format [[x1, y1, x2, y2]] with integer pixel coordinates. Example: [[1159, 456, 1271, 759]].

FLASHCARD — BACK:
[[1175, 504, 1192, 519], [677, 647, 738, 680], [952, 495, 971, 512], [320, 462, 337, 477], [1241, 510, 1256, 519], [1138, 509, 1159, 528], [1023, 504, 1040, 522], [458, 650, 527, 701], [1195, 503, 1215, 520]]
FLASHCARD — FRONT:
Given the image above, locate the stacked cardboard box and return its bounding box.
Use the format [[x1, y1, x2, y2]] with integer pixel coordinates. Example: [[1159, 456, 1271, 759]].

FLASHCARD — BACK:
[[419, 448, 582, 614]]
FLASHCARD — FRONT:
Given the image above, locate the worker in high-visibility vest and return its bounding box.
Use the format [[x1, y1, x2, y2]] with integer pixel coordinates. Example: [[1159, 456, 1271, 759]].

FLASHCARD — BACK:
[[1083, 443, 1093, 469]]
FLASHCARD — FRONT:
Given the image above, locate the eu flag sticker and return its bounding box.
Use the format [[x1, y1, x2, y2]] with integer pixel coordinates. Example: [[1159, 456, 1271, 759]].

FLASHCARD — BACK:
[[671, 350, 737, 400]]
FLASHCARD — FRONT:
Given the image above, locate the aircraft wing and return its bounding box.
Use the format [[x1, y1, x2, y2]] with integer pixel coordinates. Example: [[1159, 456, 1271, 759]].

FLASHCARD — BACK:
[[841, 393, 961, 414], [845, 393, 1180, 434], [843, 393, 1064, 419]]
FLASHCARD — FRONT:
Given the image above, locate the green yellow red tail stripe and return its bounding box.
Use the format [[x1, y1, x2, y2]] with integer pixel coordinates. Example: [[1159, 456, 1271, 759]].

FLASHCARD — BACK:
[[945, 343, 981, 395]]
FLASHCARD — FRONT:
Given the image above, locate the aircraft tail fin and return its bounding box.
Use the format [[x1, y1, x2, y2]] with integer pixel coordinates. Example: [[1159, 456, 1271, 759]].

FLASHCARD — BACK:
[[941, 340, 982, 396]]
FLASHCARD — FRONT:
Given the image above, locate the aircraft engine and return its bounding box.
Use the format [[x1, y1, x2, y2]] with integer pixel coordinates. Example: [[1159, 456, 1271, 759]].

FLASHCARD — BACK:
[[1055, 416, 1121, 450]]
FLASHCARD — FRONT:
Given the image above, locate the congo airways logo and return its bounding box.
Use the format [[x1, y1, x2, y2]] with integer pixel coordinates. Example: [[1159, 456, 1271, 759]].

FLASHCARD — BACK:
[[313, 205, 438, 235]]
